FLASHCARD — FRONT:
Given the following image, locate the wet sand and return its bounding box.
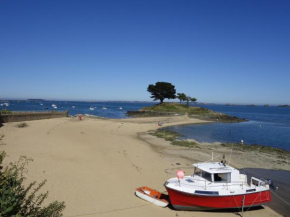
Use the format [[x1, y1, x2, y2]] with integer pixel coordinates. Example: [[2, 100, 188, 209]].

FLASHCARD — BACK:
[[242, 168, 290, 217]]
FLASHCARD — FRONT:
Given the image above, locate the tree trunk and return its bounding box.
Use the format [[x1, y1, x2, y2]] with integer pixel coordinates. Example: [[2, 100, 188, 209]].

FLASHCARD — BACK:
[[160, 98, 164, 104]]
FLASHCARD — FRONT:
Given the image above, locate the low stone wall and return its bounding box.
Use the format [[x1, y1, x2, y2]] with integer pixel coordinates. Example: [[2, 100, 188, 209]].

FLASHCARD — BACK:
[[0, 111, 68, 123]]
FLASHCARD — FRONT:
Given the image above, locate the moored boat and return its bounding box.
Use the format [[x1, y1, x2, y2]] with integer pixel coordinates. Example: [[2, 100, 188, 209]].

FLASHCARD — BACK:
[[135, 186, 169, 207], [164, 160, 271, 211]]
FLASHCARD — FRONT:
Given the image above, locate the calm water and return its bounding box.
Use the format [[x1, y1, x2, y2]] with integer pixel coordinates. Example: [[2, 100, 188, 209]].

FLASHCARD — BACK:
[[1, 101, 290, 151], [165, 105, 290, 151]]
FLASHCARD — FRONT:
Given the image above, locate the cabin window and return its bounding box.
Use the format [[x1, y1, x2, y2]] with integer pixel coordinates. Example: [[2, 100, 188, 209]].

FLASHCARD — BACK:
[[194, 168, 212, 182], [194, 167, 202, 176], [202, 172, 212, 182], [214, 173, 231, 182]]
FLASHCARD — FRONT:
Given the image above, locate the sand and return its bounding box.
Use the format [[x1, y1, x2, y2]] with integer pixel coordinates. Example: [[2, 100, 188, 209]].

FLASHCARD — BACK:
[[0, 116, 283, 217]]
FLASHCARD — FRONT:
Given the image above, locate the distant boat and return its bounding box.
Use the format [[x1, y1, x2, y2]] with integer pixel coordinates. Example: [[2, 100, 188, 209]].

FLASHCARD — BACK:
[[40, 103, 43, 106], [102, 107, 107, 110], [119, 107, 122, 110], [72, 106, 75, 108], [89, 107, 94, 111], [0, 104, 3, 106], [52, 104, 56, 107], [3, 103, 9, 106]]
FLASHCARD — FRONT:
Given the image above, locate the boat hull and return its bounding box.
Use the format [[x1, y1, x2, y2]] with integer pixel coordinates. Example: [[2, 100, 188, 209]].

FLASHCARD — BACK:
[[166, 187, 271, 210], [135, 187, 169, 208]]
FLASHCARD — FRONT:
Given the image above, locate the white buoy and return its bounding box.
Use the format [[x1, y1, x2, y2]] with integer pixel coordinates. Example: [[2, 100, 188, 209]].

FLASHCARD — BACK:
[[241, 140, 244, 144]]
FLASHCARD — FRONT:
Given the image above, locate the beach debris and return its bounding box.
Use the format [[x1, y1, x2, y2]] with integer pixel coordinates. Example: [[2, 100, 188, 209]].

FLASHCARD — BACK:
[[158, 121, 163, 126], [16, 123, 28, 128]]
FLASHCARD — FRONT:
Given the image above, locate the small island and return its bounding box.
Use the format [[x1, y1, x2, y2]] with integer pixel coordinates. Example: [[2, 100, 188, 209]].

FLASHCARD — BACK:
[[127, 102, 246, 123], [278, 105, 290, 107], [127, 82, 246, 123]]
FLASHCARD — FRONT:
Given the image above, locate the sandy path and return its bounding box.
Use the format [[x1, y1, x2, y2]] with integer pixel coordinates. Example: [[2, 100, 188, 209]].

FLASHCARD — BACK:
[[0, 116, 280, 217]]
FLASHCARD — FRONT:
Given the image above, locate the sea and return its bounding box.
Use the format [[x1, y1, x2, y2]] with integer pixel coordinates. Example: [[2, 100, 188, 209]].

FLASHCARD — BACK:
[[1, 100, 290, 151]]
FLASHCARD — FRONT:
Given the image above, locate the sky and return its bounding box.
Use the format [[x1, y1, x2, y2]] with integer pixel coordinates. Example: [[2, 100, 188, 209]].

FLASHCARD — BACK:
[[0, 0, 289, 105]]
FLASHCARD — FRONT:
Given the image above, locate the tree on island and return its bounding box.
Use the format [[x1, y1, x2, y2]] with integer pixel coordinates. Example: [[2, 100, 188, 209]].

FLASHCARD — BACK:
[[177, 93, 187, 104], [147, 82, 176, 104], [185, 96, 197, 106]]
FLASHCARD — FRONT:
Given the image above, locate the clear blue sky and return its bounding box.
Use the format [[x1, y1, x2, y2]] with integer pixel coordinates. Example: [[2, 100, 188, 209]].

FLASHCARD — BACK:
[[0, 0, 289, 104]]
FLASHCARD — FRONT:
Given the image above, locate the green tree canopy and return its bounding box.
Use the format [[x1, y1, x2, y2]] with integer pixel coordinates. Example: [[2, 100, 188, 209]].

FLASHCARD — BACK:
[[147, 82, 176, 104], [177, 93, 187, 104], [185, 96, 197, 106]]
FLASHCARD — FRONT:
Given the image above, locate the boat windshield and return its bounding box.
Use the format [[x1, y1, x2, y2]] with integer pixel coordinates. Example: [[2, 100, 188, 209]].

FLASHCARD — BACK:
[[194, 167, 212, 182], [213, 173, 231, 183]]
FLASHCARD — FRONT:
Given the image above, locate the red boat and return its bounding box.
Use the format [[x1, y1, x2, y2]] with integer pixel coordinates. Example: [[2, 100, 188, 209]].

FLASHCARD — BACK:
[[164, 161, 271, 210]]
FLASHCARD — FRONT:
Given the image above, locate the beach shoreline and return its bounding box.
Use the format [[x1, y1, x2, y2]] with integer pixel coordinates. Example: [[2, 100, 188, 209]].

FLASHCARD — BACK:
[[0, 116, 285, 216]]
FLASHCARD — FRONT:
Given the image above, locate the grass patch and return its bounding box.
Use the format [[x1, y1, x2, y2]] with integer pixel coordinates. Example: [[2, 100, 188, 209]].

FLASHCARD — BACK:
[[16, 123, 28, 128], [220, 143, 290, 155], [172, 140, 200, 148], [1, 109, 13, 114], [135, 103, 245, 122], [148, 129, 200, 148], [148, 130, 182, 141], [141, 103, 209, 115]]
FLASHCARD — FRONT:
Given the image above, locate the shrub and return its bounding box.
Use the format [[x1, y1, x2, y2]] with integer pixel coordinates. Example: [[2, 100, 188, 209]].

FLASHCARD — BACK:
[[0, 151, 65, 217], [0, 109, 13, 115]]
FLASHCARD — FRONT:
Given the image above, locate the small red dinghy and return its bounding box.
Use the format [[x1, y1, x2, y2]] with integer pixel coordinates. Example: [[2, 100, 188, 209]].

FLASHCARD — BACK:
[[135, 186, 169, 207]]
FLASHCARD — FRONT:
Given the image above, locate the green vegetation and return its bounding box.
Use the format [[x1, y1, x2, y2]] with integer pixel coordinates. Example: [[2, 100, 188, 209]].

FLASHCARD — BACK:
[[148, 130, 289, 160], [220, 143, 290, 155], [148, 129, 200, 148], [177, 93, 186, 104], [0, 151, 65, 217], [185, 96, 197, 106], [141, 102, 203, 114], [177, 93, 197, 106], [1, 109, 12, 115], [148, 130, 182, 141], [172, 140, 200, 148], [134, 102, 245, 122], [147, 82, 176, 104]]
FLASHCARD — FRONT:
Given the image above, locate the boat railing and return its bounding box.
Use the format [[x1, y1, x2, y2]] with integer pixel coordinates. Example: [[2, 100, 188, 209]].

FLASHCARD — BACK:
[[175, 179, 251, 190]]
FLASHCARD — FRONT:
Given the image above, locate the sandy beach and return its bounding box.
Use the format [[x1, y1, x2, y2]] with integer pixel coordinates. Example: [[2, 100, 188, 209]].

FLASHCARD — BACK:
[[0, 116, 284, 217]]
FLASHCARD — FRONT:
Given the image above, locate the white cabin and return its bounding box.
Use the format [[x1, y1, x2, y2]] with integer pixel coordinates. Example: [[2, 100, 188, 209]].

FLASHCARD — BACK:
[[165, 162, 269, 196]]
